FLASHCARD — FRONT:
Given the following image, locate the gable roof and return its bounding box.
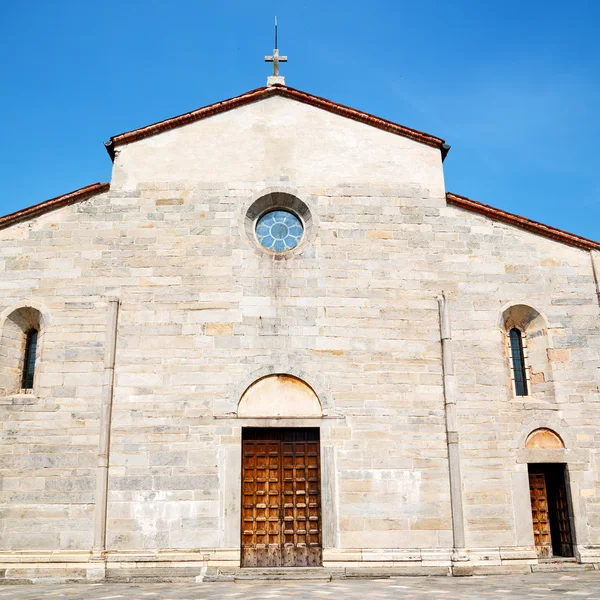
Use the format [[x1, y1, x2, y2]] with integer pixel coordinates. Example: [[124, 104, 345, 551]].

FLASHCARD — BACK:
[[447, 192, 600, 252], [104, 84, 450, 161], [0, 182, 110, 231]]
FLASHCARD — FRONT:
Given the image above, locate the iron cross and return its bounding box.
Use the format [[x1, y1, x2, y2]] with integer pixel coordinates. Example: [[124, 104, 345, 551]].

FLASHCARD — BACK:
[[265, 17, 287, 76]]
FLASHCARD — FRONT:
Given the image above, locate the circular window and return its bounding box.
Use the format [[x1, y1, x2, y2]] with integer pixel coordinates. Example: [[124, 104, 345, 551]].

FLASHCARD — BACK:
[[244, 192, 313, 256], [256, 210, 304, 252]]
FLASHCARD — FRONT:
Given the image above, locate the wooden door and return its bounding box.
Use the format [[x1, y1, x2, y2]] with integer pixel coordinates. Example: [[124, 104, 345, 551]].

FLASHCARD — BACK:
[[553, 471, 574, 557], [529, 471, 552, 558], [241, 428, 322, 567], [241, 436, 282, 566]]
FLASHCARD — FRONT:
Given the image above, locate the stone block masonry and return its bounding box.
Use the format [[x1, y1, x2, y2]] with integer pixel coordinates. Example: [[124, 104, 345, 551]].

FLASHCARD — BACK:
[[0, 94, 599, 581]]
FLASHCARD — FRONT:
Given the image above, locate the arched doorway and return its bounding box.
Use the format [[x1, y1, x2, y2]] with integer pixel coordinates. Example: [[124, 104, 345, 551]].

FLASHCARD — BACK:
[[526, 429, 574, 559], [238, 375, 323, 568]]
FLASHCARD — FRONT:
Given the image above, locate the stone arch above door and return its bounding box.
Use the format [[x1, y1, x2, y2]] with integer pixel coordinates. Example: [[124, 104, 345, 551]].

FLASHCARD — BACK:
[[231, 365, 333, 416], [526, 428, 565, 449], [237, 374, 323, 418], [514, 414, 589, 470], [514, 413, 574, 451]]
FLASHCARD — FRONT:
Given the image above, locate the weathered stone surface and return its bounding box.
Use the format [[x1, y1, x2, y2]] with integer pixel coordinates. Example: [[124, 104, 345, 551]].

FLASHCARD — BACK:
[[0, 92, 599, 582]]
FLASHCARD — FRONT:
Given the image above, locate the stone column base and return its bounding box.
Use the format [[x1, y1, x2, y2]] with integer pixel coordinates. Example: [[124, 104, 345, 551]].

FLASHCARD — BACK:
[[450, 549, 473, 577]]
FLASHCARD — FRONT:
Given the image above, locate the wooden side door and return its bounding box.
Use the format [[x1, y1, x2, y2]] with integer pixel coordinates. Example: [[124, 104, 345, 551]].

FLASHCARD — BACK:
[[241, 428, 322, 568], [529, 471, 553, 558]]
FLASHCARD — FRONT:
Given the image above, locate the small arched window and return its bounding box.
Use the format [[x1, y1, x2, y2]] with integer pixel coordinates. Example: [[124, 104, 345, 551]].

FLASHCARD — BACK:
[[509, 328, 528, 396], [1, 305, 45, 396], [501, 304, 553, 402], [21, 329, 38, 390]]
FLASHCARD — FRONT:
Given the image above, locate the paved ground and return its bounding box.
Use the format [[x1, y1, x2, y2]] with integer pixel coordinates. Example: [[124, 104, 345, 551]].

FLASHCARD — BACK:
[[1, 572, 600, 600]]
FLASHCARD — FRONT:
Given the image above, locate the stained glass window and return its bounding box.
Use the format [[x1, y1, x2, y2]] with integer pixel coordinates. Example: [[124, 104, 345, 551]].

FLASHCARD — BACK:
[[256, 210, 304, 252], [509, 328, 528, 396], [22, 328, 38, 390]]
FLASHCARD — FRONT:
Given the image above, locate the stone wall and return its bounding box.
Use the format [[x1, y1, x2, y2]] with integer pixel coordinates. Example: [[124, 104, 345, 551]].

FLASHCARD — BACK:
[[442, 208, 600, 559], [0, 95, 599, 580], [0, 246, 111, 551]]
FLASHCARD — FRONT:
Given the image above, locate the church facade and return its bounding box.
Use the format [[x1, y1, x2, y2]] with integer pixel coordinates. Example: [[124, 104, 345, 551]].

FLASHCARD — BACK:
[[1, 81, 600, 582]]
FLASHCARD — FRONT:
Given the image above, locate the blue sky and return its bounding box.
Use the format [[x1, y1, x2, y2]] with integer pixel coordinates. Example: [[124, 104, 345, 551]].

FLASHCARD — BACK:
[[1, 0, 598, 239]]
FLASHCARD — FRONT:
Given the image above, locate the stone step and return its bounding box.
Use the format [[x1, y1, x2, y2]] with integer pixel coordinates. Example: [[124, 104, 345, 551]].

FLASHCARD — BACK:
[[531, 562, 595, 573], [345, 566, 449, 578], [106, 566, 204, 582], [207, 567, 342, 581], [107, 576, 200, 583], [207, 565, 452, 580], [234, 574, 333, 581]]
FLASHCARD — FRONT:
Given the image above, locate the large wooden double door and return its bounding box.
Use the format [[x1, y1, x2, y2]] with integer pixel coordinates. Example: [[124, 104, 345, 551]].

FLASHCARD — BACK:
[[528, 464, 573, 559], [241, 428, 322, 567]]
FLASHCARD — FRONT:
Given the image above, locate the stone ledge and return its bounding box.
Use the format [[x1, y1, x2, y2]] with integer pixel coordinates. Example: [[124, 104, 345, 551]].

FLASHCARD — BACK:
[[531, 563, 597, 572], [471, 565, 533, 576], [1, 551, 599, 583], [345, 566, 450, 578]]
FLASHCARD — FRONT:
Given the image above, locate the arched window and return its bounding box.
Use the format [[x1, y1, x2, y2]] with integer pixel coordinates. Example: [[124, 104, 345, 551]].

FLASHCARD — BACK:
[[21, 329, 38, 389], [1, 305, 47, 396], [501, 304, 554, 402], [509, 328, 528, 396]]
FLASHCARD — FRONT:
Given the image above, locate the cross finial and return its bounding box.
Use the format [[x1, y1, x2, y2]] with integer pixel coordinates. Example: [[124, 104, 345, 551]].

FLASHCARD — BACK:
[[265, 17, 287, 86]]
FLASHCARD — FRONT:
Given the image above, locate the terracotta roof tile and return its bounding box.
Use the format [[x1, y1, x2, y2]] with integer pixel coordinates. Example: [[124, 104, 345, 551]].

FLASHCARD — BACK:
[[105, 85, 448, 159], [0, 182, 110, 231], [447, 192, 600, 252]]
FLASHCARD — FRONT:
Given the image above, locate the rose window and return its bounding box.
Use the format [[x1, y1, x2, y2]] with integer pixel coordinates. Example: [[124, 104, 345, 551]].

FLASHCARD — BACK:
[[255, 210, 304, 252]]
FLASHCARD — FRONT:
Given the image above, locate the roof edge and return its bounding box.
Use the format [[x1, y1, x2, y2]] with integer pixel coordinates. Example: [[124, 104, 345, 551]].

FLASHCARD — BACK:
[[105, 85, 447, 160], [447, 192, 600, 252], [0, 182, 110, 231]]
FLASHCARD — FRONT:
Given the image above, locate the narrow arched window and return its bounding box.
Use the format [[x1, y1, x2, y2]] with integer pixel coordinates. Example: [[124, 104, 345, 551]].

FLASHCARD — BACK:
[[509, 328, 528, 396], [21, 329, 38, 390]]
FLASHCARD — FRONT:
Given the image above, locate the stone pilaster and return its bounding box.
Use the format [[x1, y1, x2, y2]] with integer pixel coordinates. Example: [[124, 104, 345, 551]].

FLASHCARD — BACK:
[[93, 298, 120, 558], [438, 293, 472, 576], [591, 250, 600, 307]]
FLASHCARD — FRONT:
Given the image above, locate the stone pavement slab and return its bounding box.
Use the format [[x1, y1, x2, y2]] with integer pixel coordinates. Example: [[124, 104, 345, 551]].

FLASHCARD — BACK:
[[0, 572, 600, 600]]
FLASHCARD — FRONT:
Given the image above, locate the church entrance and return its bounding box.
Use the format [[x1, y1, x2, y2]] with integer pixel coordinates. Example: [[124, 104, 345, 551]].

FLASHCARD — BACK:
[[241, 428, 322, 567], [528, 464, 574, 559]]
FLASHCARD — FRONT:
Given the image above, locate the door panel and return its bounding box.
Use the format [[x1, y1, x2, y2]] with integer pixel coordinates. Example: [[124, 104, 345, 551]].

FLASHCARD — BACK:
[[549, 466, 574, 558], [241, 439, 282, 567], [529, 465, 574, 559], [529, 471, 552, 558], [241, 428, 322, 568], [281, 435, 322, 566], [554, 477, 573, 557]]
